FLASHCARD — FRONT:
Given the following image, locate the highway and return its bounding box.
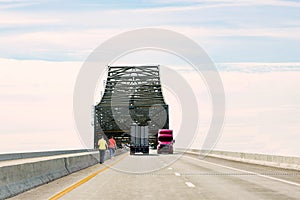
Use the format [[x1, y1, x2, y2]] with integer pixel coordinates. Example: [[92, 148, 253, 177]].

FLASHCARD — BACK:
[[9, 151, 300, 200]]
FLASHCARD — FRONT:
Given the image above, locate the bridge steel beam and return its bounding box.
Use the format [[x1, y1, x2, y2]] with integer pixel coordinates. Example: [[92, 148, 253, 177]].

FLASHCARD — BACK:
[[94, 65, 169, 148]]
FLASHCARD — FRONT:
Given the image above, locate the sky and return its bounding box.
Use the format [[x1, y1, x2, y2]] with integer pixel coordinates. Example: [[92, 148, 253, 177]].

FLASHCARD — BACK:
[[0, 0, 300, 156]]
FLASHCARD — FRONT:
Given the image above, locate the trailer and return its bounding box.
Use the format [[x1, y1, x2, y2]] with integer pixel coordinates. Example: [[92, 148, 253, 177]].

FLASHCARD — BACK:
[[130, 124, 149, 155]]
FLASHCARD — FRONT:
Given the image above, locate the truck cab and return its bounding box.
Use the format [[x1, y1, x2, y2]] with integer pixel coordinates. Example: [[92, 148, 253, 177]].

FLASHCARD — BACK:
[[157, 129, 174, 154]]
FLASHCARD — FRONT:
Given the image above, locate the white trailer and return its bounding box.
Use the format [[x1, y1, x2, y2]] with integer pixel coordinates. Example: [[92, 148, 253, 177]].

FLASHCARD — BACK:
[[130, 124, 149, 155]]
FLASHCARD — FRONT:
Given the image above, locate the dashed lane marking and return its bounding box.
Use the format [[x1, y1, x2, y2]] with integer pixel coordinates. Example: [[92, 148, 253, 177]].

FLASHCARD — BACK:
[[185, 182, 196, 188], [175, 172, 181, 176], [183, 155, 300, 187]]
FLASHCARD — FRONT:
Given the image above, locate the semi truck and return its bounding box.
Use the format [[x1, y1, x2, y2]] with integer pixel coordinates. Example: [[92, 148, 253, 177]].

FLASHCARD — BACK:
[[130, 124, 149, 155], [157, 129, 174, 154]]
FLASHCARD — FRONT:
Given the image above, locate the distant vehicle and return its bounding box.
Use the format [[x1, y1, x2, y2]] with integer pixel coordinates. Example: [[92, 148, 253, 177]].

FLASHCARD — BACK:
[[121, 143, 130, 150], [149, 142, 155, 149], [130, 124, 149, 155], [157, 129, 174, 154]]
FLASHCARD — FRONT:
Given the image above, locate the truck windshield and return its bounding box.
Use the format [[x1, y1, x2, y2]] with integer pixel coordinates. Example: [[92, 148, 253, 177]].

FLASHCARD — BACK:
[[158, 136, 173, 142]]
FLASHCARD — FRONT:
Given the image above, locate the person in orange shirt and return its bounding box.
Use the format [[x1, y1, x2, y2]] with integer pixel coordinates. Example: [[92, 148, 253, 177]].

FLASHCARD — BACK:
[[108, 136, 116, 159]]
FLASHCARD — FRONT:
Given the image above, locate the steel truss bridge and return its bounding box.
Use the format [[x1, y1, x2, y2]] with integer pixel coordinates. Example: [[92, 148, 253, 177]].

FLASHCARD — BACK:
[[94, 65, 169, 148]]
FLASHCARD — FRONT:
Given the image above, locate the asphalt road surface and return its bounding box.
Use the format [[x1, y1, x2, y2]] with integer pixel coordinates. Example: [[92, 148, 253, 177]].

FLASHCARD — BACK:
[[10, 151, 300, 200]]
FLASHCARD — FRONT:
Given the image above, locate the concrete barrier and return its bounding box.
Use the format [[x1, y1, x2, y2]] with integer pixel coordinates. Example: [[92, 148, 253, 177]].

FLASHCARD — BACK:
[[177, 149, 300, 171], [0, 149, 93, 162], [0, 157, 69, 200], [65, 152, 99, 173], [0, 149, 126, 199]]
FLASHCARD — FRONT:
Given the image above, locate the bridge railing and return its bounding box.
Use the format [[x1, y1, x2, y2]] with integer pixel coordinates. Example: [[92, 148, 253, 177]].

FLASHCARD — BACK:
[[0, 149, 96, 162], [177, 148, 300, 171]]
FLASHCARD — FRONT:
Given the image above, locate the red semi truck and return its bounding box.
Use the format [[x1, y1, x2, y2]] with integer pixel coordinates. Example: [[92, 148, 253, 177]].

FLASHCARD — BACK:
[[157, 129, 174, 154]]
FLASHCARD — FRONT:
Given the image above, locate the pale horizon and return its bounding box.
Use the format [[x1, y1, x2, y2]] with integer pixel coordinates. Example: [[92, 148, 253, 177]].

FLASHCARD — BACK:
[[1, 57, 299, 156]]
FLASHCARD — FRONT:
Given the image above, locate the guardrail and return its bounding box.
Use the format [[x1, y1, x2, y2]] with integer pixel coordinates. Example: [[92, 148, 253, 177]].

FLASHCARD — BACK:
[[177, 149, 300, 171], [0, 149, 95, 161]]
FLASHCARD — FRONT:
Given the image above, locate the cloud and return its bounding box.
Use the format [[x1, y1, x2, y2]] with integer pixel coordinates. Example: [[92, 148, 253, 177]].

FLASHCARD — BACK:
[[144, 0, 300, 9], [170, 26, 300, 40], [0, 132, 83, 153], [2, 0, 300, 12], [0, 12, 60, 26], [0, 0, 299, 62], [0, 28, 124, 60], [192, 68, 300, 156], [0, 1, 299, 155], [1, 58, 300, 155], [1, 25, 299, 61], [217, 62, 300, 72], [0, 0, 41, 9]]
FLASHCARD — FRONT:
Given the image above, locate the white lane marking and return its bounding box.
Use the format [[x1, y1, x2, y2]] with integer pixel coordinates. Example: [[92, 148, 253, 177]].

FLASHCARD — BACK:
[[183, 155, 300, 187], [168, 167, 173, 170], [175, 172, 181, 176], [185, 182, 195, 188]]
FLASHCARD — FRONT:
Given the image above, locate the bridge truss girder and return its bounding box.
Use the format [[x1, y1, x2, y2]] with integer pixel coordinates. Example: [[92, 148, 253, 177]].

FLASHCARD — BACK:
[[94, 65, 169, 148]]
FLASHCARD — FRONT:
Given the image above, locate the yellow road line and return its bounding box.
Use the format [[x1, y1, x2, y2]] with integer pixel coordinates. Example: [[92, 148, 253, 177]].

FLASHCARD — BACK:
[[49, 153, 128, 200]]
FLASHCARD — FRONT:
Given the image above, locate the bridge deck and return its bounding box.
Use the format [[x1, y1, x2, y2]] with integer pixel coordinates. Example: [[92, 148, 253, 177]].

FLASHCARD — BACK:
[[10, 151, 300, 200]]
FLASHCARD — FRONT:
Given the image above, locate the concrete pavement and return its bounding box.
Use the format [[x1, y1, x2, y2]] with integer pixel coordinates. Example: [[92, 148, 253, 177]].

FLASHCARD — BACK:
[[9, 151, 300, 200]]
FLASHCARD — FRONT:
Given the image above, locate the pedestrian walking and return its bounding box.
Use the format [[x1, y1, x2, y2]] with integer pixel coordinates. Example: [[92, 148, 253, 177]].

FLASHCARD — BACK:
[[108, 136, 116, 159], [98, 135, 108, 164]]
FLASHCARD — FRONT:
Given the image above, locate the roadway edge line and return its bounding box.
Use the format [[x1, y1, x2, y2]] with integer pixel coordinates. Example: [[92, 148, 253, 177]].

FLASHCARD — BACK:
[[49, 153, 128, 200], [182, 155, 300, 187]]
